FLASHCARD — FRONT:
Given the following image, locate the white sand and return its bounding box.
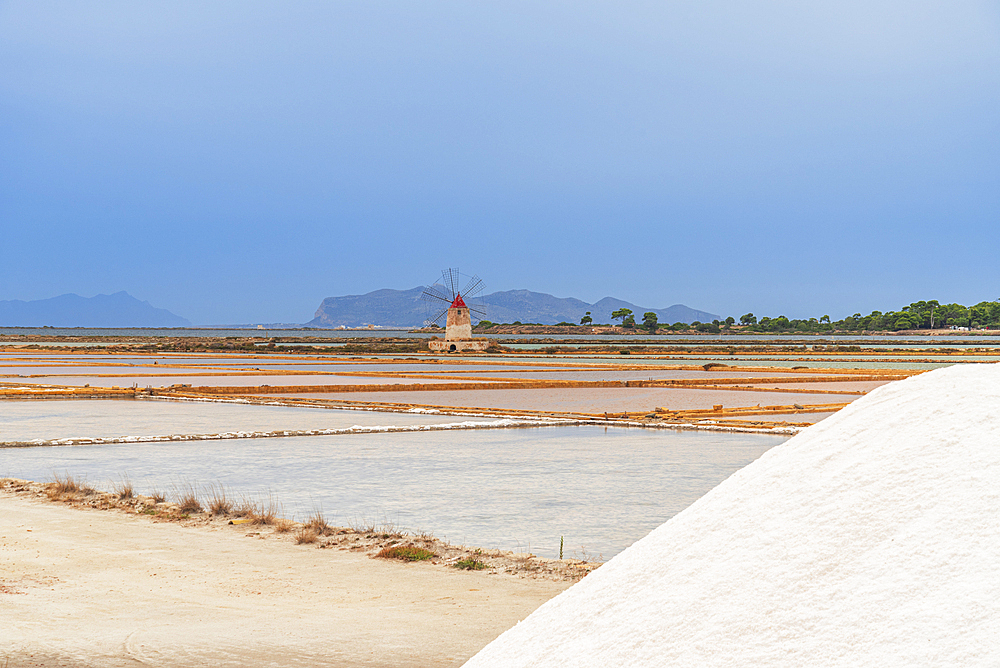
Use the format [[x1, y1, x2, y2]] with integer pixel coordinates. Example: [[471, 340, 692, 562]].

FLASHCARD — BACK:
[[1, 494, 570, 667], [465, 363, 1000, 667]]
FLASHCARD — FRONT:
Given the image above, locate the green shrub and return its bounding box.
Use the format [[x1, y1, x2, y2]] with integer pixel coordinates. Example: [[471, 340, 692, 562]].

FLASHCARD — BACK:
[[453, 557, 487, 570]]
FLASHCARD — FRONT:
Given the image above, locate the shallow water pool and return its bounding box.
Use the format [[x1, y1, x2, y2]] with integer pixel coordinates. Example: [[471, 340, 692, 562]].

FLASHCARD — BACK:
[[0, 398, 501, 443], [1, 425, 786, 559]]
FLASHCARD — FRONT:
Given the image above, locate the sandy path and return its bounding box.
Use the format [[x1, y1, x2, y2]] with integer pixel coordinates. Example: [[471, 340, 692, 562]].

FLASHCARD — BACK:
[[1, 494, 570, 667]]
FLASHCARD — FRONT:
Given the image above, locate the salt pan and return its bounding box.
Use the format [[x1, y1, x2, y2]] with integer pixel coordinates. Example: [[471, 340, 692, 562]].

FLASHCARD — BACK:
[[466, 363, 1000, 667]]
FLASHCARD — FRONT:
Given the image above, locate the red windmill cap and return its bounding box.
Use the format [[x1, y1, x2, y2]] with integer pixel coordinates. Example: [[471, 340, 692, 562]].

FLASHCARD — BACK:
[[451, 293, 467, 309]]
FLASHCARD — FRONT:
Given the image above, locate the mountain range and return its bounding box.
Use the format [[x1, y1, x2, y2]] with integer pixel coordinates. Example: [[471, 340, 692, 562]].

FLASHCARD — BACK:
[[308, 288, 719, 328], [0, 292, 191, 327], [0, 289, 719, 329]]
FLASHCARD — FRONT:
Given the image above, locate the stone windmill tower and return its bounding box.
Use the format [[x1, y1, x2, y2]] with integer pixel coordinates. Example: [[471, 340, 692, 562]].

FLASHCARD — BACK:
[[422, 269, 490, 352]]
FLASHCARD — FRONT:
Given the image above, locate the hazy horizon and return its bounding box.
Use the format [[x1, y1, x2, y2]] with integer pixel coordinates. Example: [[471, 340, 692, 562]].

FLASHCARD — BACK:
[[4, 285, 998, 328]]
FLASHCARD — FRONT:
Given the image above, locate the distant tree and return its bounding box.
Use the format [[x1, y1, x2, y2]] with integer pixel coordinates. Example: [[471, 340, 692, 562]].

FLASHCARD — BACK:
[[820, 315, 830, 323], [580, 311, 592, 325], [642, 312, 658, 332], [740, 313, 757, 326], [611, 308, 633, 325], [725, 316, 736, 326]]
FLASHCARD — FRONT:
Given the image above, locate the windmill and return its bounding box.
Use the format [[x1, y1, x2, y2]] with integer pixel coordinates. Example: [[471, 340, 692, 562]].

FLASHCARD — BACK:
[[420, 268, 487, 328], [421, 268, 491, 352]]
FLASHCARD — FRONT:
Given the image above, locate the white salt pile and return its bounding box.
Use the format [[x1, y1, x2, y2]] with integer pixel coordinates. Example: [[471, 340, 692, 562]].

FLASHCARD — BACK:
[[466, 363, 1000, 667]]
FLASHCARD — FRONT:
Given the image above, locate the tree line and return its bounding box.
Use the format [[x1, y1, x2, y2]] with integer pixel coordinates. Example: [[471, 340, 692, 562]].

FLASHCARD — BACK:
[[595, 300, 1000, 333], [475, 299, 1000, 333], [733, 300, 1000, 333]]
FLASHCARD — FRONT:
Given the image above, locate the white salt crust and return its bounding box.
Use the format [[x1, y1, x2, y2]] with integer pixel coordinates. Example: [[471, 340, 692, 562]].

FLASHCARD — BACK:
[[465, 363, 1000, 667]]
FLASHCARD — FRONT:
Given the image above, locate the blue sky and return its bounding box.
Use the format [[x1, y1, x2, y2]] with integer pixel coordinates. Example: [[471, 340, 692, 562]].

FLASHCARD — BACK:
[[2, 1, 998, 324]]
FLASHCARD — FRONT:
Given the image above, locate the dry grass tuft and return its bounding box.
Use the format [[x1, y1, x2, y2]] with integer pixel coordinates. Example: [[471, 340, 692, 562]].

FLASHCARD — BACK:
[[176, 485, 202, 514], [206, 484, 232, 516], [209, 497, 232, 515], [230, 498, 251, 518], [178, 494, 201, 514], [295, 528, 319, 544], [273, 518, 295, 533], [47, 473, 95, 500], [150, 490, 166, 503], [238, 495, 280, 525], [49, 473, 81, 497], [305, 511, 332, 536], [376, 545, 435, 562], [114, 475, 134, 501]]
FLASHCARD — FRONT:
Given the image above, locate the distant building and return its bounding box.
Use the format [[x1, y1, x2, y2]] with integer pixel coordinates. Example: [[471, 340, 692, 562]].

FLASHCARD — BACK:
[[428, 294, 490, 352]]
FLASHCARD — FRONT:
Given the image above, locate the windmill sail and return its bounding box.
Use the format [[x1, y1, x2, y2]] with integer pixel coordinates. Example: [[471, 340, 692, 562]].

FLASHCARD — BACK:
[[420, 268, 487, 326]]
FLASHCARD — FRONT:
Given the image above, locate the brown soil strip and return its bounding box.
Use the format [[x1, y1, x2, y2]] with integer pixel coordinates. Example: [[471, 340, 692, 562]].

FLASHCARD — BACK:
[[1, 478, 598, 582], [177, 375, 895, 396], [146, 392, 841, 431]]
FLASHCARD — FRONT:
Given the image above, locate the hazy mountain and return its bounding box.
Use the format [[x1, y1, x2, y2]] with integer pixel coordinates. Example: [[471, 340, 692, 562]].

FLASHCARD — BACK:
[[307, 288, 719, 328], [0, 292, 191, 327], [308, 287, 428, 329]]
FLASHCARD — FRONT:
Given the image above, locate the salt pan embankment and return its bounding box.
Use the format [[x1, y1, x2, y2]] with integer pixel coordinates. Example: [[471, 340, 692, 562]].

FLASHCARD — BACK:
[[466, 363, 1000, 667]]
